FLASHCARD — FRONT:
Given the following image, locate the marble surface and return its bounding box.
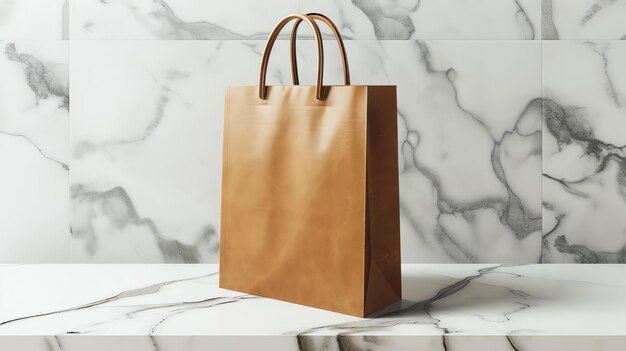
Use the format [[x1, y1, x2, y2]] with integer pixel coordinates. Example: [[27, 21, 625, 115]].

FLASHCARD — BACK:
[[67, 0, 541, 40], [542, 40, 626, 263], [302, 0, 542, 40], [69, 0, 297, 40], [2, 264, 626, 350], [69, 40, 224, 263], [543, 0, 626, 39], [0, 0, 67, 39], [1, 1, 626, 264], [0, 41, 69, 262], [390, 40, 542, 263]]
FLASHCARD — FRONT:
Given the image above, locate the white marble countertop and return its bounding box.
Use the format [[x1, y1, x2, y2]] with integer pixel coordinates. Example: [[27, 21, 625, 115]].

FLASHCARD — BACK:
[[2, 264, 626, 350]]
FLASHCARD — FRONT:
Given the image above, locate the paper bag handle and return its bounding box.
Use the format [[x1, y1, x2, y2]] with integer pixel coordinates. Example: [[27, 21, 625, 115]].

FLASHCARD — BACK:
[[289, 13, 350, 86], [259, 14, 324, 100]]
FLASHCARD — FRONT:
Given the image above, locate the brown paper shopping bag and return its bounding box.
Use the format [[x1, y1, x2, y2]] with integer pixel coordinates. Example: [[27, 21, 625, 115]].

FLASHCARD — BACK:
[[219, 13, 401, 317]]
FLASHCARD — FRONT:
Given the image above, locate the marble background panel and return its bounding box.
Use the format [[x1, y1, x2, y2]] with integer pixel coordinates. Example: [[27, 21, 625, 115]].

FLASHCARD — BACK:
[[542, 40, 626, 263], [0, 0, 68, 40], [66, 0, 543, 40], [69, 40, 242, 263], [68, 39, 380, 263], [297, 39, 543, 262], [301, 0, 542, 40], [3, 0, 626, 264], [383, 41, 543, 263], [68, 38, 542, 263], [543, 0, 626, 39], [0, 40, 69, 262], [69, 0, 298, 40]]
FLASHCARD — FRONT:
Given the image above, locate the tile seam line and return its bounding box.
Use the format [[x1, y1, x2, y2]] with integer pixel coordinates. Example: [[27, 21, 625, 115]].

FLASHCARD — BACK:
[[539, 0, 543, 263], [60, 38, 544, 41], [5, 39, 625, 41], [56, 39, 626, 42]]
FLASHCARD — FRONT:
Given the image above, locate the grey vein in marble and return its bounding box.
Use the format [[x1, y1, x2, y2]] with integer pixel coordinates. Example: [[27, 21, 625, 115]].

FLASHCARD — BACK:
[[294, 265, 534, 350], [5, 263, 626, 351], [543, 95, 626, 263], [398, 41, 540, 262], [492, 99, 543, 240], [0, 131, 68, 170], [553, 235, 626, 263], [4, 43, 69, 109], [348, 0, 536, 39], [133, 0, 248, 39], [543, 99, 626, 174], [351, 0, 418, 39], [71, 185, 219, 263], [1, 265, 522, 341], [580, 0, 619, 26], [586, 42, 623, 107], [105, 68, 189, 148], [513, 0, 536, 40], [544, 0, 626, 39], [542, 0, 559, 39], [85, 0, 276, 40], [0, 273, 218, 327], [0, 42, 69, 170], [0, 272, 256, 336]]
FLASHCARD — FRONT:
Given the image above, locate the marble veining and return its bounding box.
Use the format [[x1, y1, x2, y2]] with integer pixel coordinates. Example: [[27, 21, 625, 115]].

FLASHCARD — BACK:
[[301, 0, 541, 40], [69, 40, 230, 263], [389, 41, 541, 262], [65, 39, 542, 263], [4, 43, 69, 110], [543, 0, 626, 39], [0, 130, 67, 171], [2, 0, 626, 264], [70, 185, 219, 263], [2, 264, 626, 350], [542, 41, 626, 263], [69, 0, 298, 40], [66, 0, 542, 40], [0, 41, 69, 263], [541, 0, 559, 40]]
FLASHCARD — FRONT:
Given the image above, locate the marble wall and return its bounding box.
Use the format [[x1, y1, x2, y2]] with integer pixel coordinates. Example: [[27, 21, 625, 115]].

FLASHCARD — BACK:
[[0, 0, 624, 263]]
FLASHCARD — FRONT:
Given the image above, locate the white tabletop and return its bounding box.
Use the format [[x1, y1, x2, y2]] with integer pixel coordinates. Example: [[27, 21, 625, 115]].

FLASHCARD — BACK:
[[2, 264, 626, 350]]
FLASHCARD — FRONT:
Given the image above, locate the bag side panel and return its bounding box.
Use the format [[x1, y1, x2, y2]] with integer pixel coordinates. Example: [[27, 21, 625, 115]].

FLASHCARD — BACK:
[[363, 85, 402, 316]]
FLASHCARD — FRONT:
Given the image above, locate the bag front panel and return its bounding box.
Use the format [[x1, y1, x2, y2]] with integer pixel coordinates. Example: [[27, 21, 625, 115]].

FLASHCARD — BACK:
[[220, 85, 368, 315]]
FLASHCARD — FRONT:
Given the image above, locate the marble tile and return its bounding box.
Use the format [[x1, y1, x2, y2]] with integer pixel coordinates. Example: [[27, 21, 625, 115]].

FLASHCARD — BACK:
[[68, 0, 545, 40], [542, 41, 626, 263], [543, 0, 626, 39], [0, 0, 68, 39], [0, 41, 69, 262], [69, 0, 297, 40], [69, 40, 254, 263], [300, 0, 541, 39], [382, 41, 542, 263]]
